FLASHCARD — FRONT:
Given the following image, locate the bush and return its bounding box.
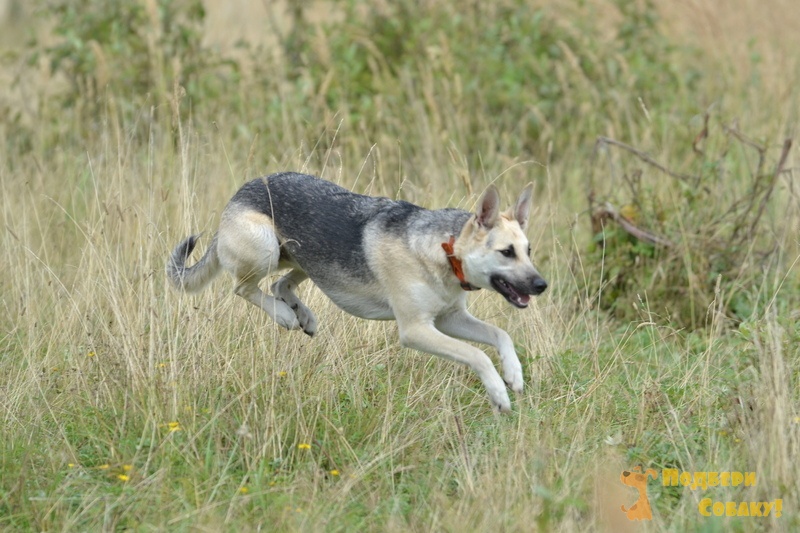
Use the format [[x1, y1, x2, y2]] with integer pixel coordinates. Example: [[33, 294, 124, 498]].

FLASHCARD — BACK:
[[584, 117, 792, 328], [33, 0, 235, 123], [29, 0, 699, 160], [281, 0, 699, 158]]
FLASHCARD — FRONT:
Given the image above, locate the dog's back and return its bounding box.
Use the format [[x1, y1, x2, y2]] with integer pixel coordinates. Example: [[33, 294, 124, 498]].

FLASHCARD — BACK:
[[233, 173, 469, 290], [232, 173, 383, 282]]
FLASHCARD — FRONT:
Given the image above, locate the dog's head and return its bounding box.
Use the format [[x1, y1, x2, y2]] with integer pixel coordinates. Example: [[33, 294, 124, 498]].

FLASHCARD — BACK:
[[456, 184, 547, 307]]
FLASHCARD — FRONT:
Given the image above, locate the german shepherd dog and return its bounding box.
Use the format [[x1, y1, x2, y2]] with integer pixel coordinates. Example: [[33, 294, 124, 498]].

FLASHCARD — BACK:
[[167, 173, 547, 412]]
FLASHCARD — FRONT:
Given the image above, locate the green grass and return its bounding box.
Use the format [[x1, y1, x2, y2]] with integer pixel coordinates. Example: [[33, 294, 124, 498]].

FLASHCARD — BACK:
[[1, 0, 799, 531]]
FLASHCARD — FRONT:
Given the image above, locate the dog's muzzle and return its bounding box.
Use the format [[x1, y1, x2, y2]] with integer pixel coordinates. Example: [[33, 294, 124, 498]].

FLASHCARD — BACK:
[[490, 274, 547, 308]]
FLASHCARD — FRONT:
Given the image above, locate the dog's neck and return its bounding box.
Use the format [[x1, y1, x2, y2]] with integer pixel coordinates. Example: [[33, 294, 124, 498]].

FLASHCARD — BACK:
[[441, 235, 480, 291]]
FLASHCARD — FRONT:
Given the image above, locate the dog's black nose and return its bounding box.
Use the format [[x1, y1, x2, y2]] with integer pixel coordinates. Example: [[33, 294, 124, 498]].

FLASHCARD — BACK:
[[623, 471, 630, 477], [532, 277, 548, 295]]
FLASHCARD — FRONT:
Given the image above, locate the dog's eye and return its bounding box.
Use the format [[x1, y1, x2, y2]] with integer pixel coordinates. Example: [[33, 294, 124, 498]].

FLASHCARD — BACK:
[[499, 246, 515, 258], [528, 244, 532, 257]]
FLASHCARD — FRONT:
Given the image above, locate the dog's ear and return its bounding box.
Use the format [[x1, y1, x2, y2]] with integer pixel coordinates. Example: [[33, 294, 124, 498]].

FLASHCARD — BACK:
[[476, 185, 500, 228], [514, 183, 533, 230]]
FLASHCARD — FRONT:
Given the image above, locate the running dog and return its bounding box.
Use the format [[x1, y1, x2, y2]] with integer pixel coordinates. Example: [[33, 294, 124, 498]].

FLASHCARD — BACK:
[[166, 172, 547, 412]]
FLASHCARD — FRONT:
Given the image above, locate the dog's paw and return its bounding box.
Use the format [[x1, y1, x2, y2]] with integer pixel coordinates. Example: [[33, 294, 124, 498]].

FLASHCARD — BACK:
[[491, 393, 513, 414], [486, 382, 512, 413], [481, 369, 513, 413], [277, 315, 301, 331], [503, 368, 524, 393], [294, 305, 318, 337], [502, 361, 524, 393], [273, 305, 301, 331]]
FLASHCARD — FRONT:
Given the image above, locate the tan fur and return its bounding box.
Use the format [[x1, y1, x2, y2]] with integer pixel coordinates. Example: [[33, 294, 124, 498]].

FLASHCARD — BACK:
[[216, 205, 301, 330], [360, 184, 544, 412]]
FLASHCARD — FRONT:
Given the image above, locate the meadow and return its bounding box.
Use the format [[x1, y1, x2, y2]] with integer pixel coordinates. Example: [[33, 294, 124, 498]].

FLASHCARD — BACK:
[[1, 0, 798, 530]]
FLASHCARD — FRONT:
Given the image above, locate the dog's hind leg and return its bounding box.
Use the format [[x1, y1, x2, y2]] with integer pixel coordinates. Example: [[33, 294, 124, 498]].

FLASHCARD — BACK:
[[234, 279, 300, 330], [217, 207, 300, 331], [435, 308, 523, 393], [271, 269, 318, 336]]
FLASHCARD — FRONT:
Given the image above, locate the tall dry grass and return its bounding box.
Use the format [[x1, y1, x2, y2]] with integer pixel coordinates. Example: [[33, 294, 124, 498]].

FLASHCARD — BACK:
[[0, 0, 798, 530]]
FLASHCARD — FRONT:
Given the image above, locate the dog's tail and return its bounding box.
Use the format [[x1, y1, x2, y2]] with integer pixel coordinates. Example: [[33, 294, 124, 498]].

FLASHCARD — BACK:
[[166, 233, 221, 293]]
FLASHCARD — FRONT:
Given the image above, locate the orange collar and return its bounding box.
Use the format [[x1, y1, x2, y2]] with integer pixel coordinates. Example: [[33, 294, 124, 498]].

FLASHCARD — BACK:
[[441, 236, 480, 291]]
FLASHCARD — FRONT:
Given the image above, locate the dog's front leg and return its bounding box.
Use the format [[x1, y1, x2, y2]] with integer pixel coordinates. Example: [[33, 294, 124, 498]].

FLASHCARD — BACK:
[[397, 319, 512, 413], [435, 309, 523, 393]]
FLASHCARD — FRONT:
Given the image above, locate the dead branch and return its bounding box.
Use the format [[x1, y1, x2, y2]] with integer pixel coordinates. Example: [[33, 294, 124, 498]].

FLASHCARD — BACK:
[[729, 137, 792, 244], [692, 112, 709, 155], [748, 138, 792, 238], [724, 122, 766, 178], [592, 202, 674, 248], [596, 136, 699, 185]]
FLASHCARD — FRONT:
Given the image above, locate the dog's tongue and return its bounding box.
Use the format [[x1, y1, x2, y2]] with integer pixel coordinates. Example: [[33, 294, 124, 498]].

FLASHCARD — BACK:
[[504, 283, 530, 307], [507, 285, 530, 307]]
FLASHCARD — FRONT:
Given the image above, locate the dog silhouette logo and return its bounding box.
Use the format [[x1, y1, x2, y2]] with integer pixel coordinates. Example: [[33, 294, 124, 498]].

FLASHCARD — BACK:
[[620, 467, 658, 521]]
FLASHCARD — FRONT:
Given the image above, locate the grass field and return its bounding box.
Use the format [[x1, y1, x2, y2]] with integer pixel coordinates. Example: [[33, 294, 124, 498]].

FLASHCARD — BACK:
[[1, 0, 799, 531]]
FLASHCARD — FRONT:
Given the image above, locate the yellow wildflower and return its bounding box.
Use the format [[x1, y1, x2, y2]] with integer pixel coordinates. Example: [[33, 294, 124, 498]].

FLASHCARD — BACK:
[[97, 464, 110, 470], [168, 421, 181, 432], [87, 351, 96, 357], [278, 371, 287, 377], [122, 464, 133, 472], [117, 474, 129, 482], [239, 487, 249, 494], [297, 443, 311, 450], [67, 463, 76, 468], [330, 469, 340, 476]]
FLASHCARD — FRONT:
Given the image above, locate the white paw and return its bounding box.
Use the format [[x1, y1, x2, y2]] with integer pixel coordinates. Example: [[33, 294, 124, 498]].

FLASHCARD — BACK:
[[485, 374, 512, 413], [274, 306, 301, 331], [490, 390, 512, 413], [502, 360, 524, 393]]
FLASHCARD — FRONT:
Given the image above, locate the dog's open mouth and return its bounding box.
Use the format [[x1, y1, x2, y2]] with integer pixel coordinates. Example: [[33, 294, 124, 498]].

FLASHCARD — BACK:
[[491, 275, 532, 308]]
